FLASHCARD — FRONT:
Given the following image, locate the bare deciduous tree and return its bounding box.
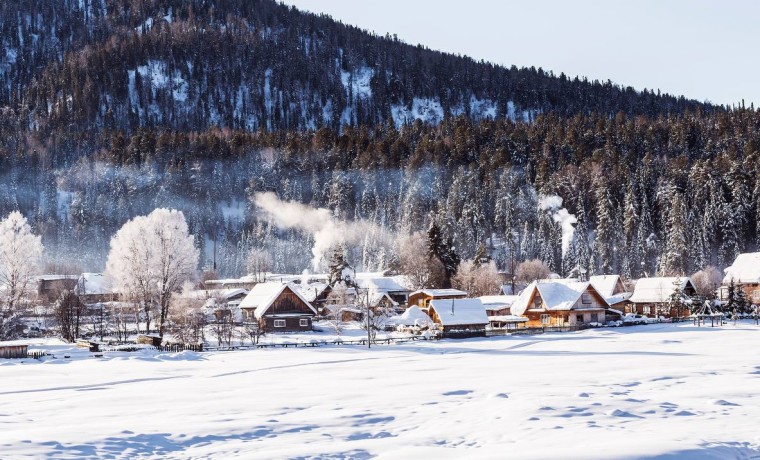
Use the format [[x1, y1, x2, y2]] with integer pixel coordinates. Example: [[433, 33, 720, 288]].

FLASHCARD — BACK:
[[691, 266, 722, 298], [516, 259, 551, 288], [452, 260, 502, 297], [55, 290, 85, 342], [398, 232, 447, 290]]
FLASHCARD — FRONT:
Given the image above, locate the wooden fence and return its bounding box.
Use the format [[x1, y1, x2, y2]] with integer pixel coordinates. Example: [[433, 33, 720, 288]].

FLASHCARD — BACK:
[[0, 345, 28, 359]]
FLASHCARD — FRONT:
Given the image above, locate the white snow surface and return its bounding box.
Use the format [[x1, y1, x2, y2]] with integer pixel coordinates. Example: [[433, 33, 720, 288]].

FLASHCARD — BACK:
[[722, 252, 760, 284], [2, 323, 760, 458]]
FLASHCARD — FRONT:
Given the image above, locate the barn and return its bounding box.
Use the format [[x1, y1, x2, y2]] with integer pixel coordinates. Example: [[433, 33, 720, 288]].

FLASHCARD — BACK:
[[239, 283, 317, 332]]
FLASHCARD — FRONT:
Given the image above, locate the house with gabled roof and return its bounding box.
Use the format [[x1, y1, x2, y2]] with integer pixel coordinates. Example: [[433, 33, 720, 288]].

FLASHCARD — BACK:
[[628, 277, 696, 318], [511, 280, 609, 327], [239, 282, 317, 332], [428, 298, 489, 337], [720, 252, 760, 304], [590, 274, 631, 312]]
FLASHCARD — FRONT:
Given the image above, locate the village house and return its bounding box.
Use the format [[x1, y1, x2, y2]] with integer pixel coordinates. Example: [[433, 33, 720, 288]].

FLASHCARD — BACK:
[[628, 277, 697, 318], [35, 275, 79, 304], [590, 274, 631, 318], [427, 298, 489, 337], [720, 252, 760, 304], [297, 282, 332, 311], [408, 288, 468, 310], [511, 280, 609, 327], [478, 295, 527, 329], [355, 274, 411, 306], [239, 282, 317, 332], [74, 273, 119, 304]]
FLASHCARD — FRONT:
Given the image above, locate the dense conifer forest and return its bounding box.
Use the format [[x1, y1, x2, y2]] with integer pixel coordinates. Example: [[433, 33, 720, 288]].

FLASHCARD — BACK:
[[1, 0, 757, 278]]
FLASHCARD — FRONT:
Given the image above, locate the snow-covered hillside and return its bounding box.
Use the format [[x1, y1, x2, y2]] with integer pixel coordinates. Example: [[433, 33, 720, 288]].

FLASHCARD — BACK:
[[2, 322, 759, 458]]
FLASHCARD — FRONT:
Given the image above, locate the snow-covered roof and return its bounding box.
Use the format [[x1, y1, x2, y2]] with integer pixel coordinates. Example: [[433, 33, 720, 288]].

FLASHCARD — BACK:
[[511, 280, 607, 316], [589, 275, 622, 298], [369, 291, 399, 306], [410, 288, 468, 298], [389, 306, 433, 327], [722, 252, 760, 284], [606, 292, 632, 305], [238, 282, 317, 319], [479, 295, 518, 308], [488, 315, 529, 323], [297, 282, 330, 302], [74, 273, 112, 295], [204, 275, 257, 287], [36, 274, 79, 282], [429, 298, 488, 326], [629, 277, 694, 304], [354, 275, 409, 293]]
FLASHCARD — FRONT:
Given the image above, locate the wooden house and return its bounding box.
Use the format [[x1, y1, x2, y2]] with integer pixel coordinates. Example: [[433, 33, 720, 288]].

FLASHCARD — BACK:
[[479, 295, 527, 329], [720, 252, 760, 303], [355, 274, 410, 306], [36, 275, 78, 303], [239, 282, 317, 332], [628, 277, 697, 318], [408, 289, 467, 309], [511, 280, 609, 327], [590, 274, 632, 314], [427, 298, 489, 337]]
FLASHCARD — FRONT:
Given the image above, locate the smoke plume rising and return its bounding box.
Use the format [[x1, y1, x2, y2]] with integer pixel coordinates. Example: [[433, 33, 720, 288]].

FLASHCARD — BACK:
[[538, 194, 577, 257], [254, 192, 392, 271]]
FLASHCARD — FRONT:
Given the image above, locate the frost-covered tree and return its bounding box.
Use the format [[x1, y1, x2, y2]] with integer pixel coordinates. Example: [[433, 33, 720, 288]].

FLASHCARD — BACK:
[[691, 266, 722, 299], [105, 209, 199, 336], [0, 211, 43, 338]]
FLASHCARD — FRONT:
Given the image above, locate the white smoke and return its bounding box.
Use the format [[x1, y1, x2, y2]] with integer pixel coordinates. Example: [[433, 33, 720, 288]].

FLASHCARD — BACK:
[[254, 192, 391, 271], [538, 194, 577, 257]]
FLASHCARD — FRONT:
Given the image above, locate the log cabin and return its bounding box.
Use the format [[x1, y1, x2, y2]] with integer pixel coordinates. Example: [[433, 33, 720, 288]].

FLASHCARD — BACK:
[[628, 277, 697, 318], [239, 282, 317, 332], [511, 280, 609, 327]]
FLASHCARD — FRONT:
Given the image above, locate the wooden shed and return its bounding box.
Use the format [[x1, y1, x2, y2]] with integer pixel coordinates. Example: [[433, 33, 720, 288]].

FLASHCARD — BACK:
[[428, 298, 489, 337]]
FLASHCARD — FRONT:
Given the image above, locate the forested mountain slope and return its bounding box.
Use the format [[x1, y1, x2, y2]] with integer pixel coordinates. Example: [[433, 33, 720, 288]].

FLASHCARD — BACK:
[[2, 0, 755, 280]]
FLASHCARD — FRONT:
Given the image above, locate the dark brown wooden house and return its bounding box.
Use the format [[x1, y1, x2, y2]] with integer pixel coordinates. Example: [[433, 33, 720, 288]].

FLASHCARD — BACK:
[[239, 282, 317, 332]]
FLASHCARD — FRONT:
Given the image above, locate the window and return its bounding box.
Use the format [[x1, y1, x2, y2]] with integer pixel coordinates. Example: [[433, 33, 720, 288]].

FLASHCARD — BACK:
[[274, 319, 286, 328], [299, 318, 309, 327], [591, 313, 598, 323], [540, 314, 550, 325], [581, 294, 592, 305], [576, 314, 584, 323], [534, 297, 542, 309], [643, 306, 651, 315]]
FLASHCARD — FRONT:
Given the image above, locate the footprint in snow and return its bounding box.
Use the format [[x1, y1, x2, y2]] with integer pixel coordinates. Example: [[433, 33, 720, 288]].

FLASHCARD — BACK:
[[609, 409, 643, 418], [673, 410, 696, 416], [713, 400, 740, 406], [442, 390, 473, 396]]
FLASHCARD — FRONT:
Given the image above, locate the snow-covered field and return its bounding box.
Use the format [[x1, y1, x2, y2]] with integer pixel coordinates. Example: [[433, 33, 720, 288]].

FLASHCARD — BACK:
[[2, 322, 760, 459]]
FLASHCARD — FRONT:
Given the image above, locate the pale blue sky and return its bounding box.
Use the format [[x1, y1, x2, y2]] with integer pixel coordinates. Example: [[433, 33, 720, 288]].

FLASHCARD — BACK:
[[280, 0, 760, 107]]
